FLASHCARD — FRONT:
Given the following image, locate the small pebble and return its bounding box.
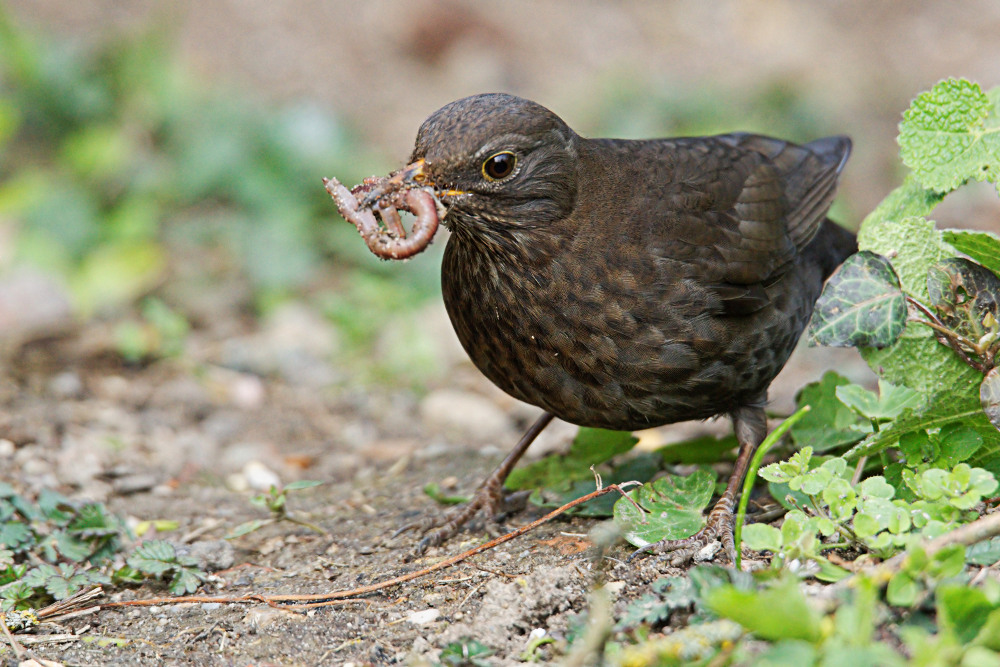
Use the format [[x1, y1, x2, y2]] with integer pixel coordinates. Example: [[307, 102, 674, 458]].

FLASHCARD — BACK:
[[604, 581, 626, 597], [48, 371, 84, 399], [242, 460, 281, 491], [406, 609, 440, 625]]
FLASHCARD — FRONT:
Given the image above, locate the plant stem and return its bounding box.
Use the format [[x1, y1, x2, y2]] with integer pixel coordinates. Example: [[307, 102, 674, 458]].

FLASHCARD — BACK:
[[734, 405, 811, 571]]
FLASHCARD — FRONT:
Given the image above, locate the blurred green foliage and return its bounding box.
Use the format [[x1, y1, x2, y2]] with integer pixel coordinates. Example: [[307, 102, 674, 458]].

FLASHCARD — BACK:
[[0, 7, 440, 317]]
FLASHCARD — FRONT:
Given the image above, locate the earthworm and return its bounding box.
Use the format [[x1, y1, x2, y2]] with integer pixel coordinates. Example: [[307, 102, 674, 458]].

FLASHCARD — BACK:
[[323, 177, 439, 260]]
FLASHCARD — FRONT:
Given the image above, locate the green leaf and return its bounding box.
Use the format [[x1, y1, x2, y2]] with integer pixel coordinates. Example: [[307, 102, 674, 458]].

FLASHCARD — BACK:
[[791, 372, 869, 452], [422, 483, 469, 506], [126, 539, 178, 576], [506, 427, 637, 491], [836, 380, 922, 422], [944, 229, 1000, 278], [529, 452, 661, 517], [613, 470, 715, 548], [887, 571, 921, 607], [974, 608, 1000, 651], [225, 520, 266, 539], [0, 521, 32, 550], [966, 536, 1000, 566], [859, 215, 956, 303], [898, 78, 1000, 193], [658, 434, 738, 464], [742, 523, 782, 552], [937, 584, 996, 645], [169, 567, 204, 595], [282, 480, 322, 492], [930, 544, 968, 579], [927, 257, 1000, 349], [705, 578, 821, 642], [71, 240, 167, 316], [937, 423, 985, 464], [754, 642, 818, 667], [808, 251, 907, 348]]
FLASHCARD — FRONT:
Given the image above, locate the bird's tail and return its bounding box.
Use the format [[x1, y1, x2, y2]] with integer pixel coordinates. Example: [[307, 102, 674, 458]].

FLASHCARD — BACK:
[[809, 219, 858, 281]]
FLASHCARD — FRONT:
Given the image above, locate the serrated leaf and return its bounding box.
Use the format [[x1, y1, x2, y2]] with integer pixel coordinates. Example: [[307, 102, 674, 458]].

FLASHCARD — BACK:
[[169, 567, 204, 595], [899, 78, 1000, 193], [0, 521, 32, 550], [616, 593, 673, 629], [944, 229, 1000, 277], [68, 503, 120, 538], [938, 423, 985, 463], [613, 470, 715, 548], [126, 539, 178, 576], [846, 396, 1000, 468], [808, 251, 907, 348], [983, 368, 1000, 434]]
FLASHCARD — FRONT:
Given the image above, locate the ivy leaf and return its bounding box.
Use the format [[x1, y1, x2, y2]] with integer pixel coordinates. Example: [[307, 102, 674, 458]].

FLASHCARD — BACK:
[[613, 470, 715, 548], [898, 78, 1000, 193], [983, 368, 1000, 434], [808, 251, 907, 348], [943, 229, 1000, 277], [927, 257, 1000, 348]]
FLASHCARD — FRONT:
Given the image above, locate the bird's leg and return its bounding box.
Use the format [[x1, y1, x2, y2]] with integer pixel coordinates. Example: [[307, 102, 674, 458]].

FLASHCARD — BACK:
[[397, 412, 555, 554], [629, 404, 767, 566]]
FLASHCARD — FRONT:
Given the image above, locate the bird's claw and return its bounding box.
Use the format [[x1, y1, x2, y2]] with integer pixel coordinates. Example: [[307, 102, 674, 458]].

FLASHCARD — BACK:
[[393, 487, 531, 555], [627, 511, 737, 567]]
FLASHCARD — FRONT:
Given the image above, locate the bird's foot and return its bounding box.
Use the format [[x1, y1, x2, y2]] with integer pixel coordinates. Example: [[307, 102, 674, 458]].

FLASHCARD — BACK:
[[393, 474, 530, 555], [627, 504, 736, 567]]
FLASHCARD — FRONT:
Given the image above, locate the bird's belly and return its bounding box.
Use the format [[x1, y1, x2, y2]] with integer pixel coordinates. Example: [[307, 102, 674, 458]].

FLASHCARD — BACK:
[[444, 279, 794, 431]]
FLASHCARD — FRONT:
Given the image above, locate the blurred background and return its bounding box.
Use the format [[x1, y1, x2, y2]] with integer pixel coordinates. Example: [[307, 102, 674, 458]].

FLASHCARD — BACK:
[[1, 1, 999, 494]]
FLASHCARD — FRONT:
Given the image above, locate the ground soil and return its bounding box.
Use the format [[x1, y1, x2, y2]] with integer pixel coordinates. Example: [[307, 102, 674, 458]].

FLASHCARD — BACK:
[[0, 321, 732, 667], [3, 2, 1000, 665]]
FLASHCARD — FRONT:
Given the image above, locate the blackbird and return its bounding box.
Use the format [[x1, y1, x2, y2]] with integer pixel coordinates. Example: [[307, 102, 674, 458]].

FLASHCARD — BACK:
[[391, 93, 856, 562]]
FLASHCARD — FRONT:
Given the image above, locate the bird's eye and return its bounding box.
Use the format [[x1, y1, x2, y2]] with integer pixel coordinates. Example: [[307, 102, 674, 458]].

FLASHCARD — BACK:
[[482, 151, 517, 181]]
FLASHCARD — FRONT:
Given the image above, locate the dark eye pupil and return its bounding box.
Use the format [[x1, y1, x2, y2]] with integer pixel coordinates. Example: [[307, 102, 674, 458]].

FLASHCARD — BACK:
[[485, 152, 515, 180]]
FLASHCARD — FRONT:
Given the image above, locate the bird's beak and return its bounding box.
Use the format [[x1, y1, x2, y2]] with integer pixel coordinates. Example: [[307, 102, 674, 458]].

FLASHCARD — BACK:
[[398, 158, 429, 185], [397, 158, 468, 199], [360, 158, 467, 209]]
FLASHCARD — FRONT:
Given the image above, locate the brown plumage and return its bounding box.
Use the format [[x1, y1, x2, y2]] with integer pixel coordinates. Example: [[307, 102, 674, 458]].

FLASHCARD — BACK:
[[396, 93, 855, 562]]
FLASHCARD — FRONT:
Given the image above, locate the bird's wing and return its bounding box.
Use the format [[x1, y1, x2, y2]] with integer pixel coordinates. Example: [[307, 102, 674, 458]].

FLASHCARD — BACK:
[[645, 134, 849, 314]]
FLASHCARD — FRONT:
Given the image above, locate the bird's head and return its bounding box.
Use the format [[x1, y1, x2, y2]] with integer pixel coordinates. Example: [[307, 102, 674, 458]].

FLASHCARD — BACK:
[[395, 94, 580, 239]]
